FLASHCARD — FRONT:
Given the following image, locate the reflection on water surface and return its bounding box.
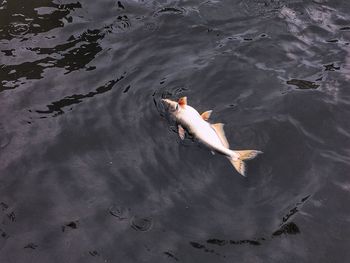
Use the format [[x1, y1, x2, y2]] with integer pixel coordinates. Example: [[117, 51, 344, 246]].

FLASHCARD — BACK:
[[1, 0, 350, 262]]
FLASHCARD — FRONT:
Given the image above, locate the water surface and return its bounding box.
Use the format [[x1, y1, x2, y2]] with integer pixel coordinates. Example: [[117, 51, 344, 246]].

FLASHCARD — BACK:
[[1, 0, 350, 262]]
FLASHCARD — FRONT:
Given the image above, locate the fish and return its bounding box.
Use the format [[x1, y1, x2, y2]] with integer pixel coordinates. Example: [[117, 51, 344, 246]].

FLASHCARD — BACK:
[[162, 97, 262, 176]]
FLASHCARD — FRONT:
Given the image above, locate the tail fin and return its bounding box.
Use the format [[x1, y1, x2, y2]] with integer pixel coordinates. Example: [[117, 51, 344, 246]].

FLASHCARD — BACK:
[[228, 150, 262, 177]]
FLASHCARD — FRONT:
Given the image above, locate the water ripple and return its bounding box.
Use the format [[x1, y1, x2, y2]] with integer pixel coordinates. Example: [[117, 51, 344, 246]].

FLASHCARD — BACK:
[[33, 73, 127, 117], [130, 216, 153, 232], [1, 0, 350, 262]]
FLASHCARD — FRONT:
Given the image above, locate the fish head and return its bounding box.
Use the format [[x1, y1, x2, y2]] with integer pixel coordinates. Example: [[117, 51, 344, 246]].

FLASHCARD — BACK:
[[162, 98, 180, 114]]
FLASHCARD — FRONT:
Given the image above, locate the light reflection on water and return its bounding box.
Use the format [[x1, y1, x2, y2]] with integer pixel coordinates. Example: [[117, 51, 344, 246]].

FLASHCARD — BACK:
[[1, 0, 350, 262]]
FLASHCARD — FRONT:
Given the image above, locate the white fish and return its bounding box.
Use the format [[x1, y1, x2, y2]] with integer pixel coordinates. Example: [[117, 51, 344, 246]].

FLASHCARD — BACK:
[[162, 97, 262, 176]]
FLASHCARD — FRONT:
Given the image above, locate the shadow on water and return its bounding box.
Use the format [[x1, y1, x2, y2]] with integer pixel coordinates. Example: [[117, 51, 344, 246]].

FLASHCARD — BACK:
[[286, 79, 320, 90], [188, 195, 310, 259], [33, 72, 126, 117], [0, 27, 105, 92], [0, 1, 82, 40]]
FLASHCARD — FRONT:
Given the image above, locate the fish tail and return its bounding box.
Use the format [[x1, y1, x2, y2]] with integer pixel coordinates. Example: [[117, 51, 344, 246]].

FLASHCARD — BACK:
[[228, 150, 263, 177]]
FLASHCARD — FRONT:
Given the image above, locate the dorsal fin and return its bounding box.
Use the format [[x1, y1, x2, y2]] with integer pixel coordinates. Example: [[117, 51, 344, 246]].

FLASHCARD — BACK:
[[178, 97, 187, 107], [211, 123, 229, 148], [201, 110, 212, 121]]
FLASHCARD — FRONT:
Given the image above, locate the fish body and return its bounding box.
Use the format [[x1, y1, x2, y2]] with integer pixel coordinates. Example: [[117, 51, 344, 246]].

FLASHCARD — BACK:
[[175, 103, 233, 157], [162, 97, 262, 176]]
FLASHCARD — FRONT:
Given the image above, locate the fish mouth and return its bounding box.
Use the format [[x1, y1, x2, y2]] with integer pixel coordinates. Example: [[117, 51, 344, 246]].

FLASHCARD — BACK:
[[161, 98, 177, 112], [161, 98, 172, 107]]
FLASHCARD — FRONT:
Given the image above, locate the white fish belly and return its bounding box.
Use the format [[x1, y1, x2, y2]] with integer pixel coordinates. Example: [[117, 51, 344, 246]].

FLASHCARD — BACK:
[[177, 106, 232, 156], [195, 124, 232, 156]]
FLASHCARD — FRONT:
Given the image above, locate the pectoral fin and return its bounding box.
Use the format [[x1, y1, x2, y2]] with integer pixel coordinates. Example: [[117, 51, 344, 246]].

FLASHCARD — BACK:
[[178, 125, 185, 140], [201, 110, 212, 121], [211, 123, 229, 148]]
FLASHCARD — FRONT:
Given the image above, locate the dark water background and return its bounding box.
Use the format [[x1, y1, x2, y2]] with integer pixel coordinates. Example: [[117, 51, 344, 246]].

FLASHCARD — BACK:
[[1, 0, 350, 262]]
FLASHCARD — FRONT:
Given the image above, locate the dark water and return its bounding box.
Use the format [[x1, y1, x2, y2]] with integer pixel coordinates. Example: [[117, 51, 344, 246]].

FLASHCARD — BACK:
[[1, 0, 350, 262]]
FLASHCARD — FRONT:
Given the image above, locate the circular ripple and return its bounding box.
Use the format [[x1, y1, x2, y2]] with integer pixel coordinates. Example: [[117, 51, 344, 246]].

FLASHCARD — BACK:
[[155, 7, 186, 16], [130, 216, 153, 232], [108, 204, 129, 220], [0, 136, 10, 149], [8, 22, 29, 37], [0, 126, 11, 149]]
